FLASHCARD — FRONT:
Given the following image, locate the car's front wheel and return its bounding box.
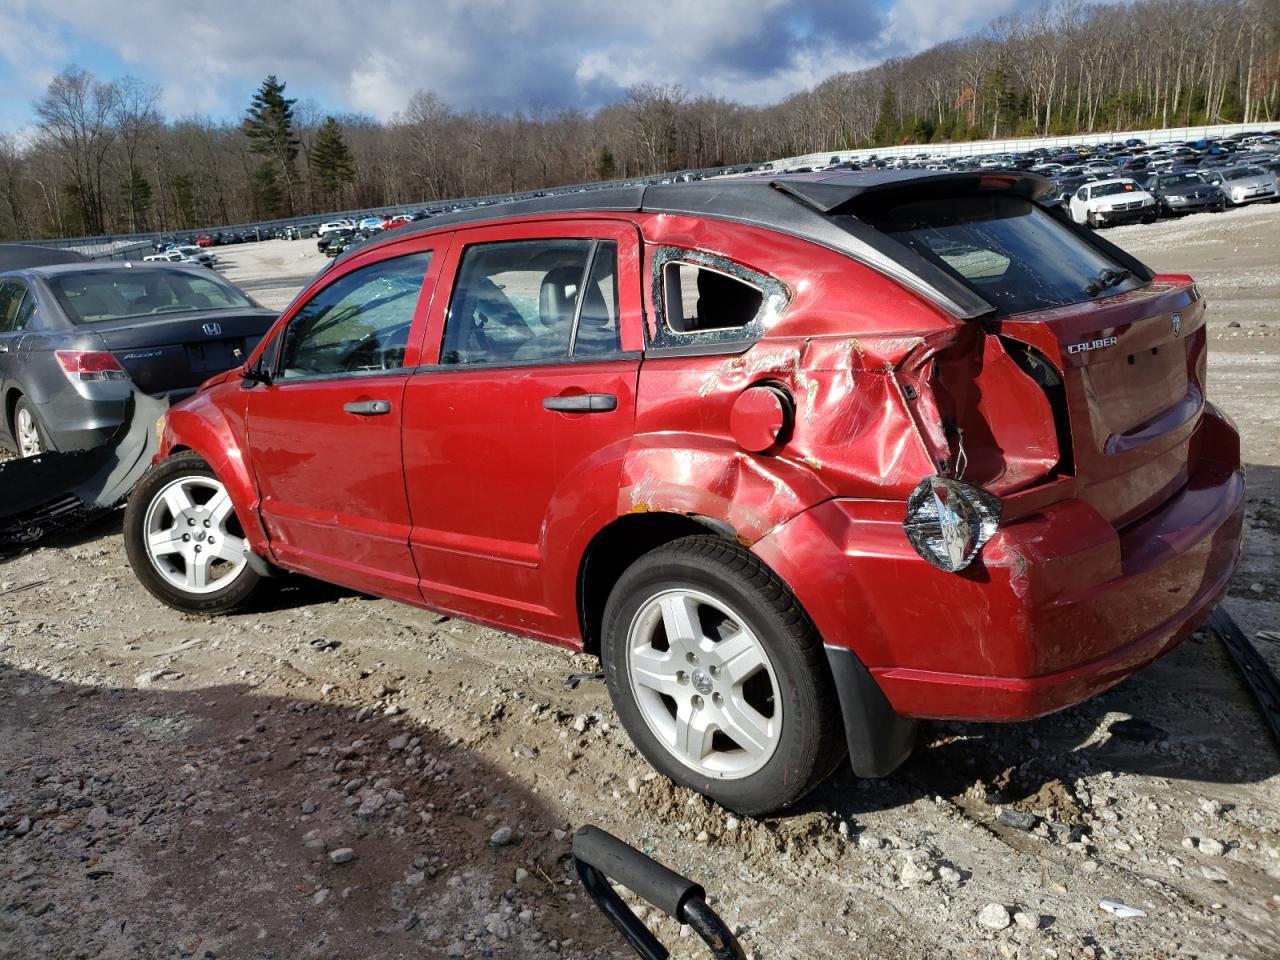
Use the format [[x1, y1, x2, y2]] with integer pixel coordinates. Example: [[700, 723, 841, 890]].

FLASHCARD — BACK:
[[124, 453, 264, 614], [601, 536, 844, 815]]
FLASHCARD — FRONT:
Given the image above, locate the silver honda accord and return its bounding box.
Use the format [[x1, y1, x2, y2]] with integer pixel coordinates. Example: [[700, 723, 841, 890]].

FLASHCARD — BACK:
[[1205, 164, 1280, 205], [0, 260, 276, 457]]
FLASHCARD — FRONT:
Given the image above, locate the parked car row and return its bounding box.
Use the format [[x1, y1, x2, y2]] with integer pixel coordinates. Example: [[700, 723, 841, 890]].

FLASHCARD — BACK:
[[788, 131, 1279, 230]]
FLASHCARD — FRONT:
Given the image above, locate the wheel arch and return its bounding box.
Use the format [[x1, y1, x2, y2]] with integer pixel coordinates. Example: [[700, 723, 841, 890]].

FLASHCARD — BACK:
[[577, 511, 736, 656], [160, 405, 269, 554]]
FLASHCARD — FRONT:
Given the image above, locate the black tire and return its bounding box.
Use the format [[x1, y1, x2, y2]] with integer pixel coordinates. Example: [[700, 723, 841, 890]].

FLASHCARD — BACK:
[[601, 536, 845, 815], [1086, 211, 1098, 229], [124, 452, 265, 614], [12, 396, 51, 457]]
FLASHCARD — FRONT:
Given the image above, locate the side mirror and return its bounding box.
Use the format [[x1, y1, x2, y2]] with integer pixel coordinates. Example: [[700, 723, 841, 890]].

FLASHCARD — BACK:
[[241, 363, 273, 388]]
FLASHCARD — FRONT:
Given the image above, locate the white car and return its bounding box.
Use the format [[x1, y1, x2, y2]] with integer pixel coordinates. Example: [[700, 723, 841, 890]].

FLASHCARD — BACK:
[[143, 245, 216, 267], [318, 219, 355, 237], [1067, 178, 1157, 227]]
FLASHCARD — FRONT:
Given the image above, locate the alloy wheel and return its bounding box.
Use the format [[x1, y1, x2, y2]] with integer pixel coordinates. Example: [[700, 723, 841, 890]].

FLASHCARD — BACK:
[[143, 476, 248, 594], [15, 406, 43, 457], [625, 588, 782, 778]]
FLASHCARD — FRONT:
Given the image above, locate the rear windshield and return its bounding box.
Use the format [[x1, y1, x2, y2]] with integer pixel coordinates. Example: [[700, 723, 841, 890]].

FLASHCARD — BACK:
[[1091, 181, 1139, 197], [859, 194, 1143, 317], [48, 268, 254, 324], [1159, 173, 1205, 188]]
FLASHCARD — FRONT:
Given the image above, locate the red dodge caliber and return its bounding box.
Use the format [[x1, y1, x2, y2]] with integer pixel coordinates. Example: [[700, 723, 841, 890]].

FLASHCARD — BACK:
[[124, 172, 1245, 814]]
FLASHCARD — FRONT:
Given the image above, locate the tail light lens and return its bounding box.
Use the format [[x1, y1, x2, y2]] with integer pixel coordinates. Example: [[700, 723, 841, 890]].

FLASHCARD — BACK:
[[55, 350, 130, 382], [904, 477, 1002, 572]]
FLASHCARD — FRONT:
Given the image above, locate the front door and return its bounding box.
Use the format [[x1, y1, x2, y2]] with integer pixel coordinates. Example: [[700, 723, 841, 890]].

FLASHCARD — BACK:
[[401, 220, 643, 639], [243, 243, 445, 601]]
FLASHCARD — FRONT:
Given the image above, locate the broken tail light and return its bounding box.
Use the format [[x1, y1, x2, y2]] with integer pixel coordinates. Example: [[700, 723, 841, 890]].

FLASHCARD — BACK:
[[903, 476, 1002, 572], [55, 350, 130, 382]]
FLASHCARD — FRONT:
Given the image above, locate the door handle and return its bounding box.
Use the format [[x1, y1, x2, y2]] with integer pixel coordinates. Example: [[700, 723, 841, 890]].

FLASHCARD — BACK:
[[343, 399, 392, 416], [542, 393, 617, 413]]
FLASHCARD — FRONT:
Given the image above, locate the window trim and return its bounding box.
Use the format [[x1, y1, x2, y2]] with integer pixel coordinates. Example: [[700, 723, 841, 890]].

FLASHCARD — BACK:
[[0, 280, 19, 334], [270, 250, 433, 383], [438, 236, 625, 368], [646, 246, 790, 356]]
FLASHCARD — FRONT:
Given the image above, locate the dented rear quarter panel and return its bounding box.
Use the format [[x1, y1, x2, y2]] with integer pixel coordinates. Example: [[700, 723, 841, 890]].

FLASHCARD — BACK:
[[620, 214, 968, 545]]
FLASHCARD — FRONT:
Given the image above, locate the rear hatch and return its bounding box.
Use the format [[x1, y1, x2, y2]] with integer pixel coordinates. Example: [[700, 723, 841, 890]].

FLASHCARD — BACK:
[[836, 178, 1205, 529], [995, 279, 1204, 526], [89, 310, 276, 395]]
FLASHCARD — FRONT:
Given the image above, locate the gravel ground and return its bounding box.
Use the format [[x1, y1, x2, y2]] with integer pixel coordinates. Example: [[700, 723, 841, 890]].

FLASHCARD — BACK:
[[2, 205, 1278, 960]]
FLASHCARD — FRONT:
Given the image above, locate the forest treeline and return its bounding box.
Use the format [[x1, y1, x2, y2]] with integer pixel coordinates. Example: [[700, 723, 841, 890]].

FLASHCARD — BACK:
[[0, 0, 1275, 241]]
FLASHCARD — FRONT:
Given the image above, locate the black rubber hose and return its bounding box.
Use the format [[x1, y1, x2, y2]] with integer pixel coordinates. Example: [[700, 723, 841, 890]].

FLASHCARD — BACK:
[[572, 825, 704, 919]]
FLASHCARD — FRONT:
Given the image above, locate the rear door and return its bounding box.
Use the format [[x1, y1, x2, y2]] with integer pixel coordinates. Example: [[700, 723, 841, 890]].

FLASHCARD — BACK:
[[401, 220, 643, 638], [243, 241, 446, 601]]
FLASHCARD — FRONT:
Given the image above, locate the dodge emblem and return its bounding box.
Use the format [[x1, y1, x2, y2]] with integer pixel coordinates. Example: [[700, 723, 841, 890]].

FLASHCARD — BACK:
[[1171, 312, 1181, 337], [202, 322, 223, 336]]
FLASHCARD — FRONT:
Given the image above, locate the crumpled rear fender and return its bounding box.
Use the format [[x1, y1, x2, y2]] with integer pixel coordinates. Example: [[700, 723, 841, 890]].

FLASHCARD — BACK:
[[627, 336, 951, 542]]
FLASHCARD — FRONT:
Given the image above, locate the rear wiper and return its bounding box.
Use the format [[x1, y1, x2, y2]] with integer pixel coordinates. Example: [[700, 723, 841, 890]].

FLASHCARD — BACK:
[[1086, 267, 1132, 297]]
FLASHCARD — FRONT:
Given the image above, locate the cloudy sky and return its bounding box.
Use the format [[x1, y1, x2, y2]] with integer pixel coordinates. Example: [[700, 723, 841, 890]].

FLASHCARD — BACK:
[[0, 0, 1037, 133]]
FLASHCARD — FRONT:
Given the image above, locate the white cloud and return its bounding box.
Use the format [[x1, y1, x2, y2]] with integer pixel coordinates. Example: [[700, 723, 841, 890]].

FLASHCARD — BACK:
[[0, 0, 1047, 127]]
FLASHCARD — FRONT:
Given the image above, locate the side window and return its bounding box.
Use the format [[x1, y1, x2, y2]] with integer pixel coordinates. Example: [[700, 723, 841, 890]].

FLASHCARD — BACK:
[[663, 262, 762, 334], [441, 239, 619, 365], [0, 282, 18, 333], [12, 286, 35, 331], [277, 252, 431, 379], [649, 247, 788, 351]]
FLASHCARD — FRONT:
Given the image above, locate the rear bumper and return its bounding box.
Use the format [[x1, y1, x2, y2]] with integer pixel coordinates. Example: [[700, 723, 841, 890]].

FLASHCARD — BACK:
[[753, 406, 1244, 723], [31, 394, 126, 453]]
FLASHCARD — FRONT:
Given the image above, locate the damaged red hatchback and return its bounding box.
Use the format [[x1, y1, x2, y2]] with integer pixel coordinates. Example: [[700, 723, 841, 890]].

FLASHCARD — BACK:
[[124, 171, 1244, 814]]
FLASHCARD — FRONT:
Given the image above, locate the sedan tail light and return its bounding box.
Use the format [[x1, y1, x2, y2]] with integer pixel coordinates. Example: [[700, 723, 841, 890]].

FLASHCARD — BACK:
[[55, 350, 130, 382]]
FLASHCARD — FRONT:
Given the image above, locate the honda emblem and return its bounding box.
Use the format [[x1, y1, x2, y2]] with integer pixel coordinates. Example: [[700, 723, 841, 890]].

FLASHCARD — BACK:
[[1171, 312, 1181, 337], [202, 322, 223, 336]]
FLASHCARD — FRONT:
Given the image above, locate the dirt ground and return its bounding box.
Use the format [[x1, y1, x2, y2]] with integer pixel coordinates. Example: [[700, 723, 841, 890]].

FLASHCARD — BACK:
[[2, 206, 1278, 960]]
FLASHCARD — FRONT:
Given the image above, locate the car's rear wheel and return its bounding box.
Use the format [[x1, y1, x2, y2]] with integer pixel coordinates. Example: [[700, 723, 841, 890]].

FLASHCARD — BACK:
[[12, 397, 47, 458], [124, 453, 264, 614], [601, 536, 843, 815]]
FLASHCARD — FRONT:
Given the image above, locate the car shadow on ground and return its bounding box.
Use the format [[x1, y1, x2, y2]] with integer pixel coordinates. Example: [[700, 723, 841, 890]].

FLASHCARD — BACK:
[[0, 660, 610, 959]]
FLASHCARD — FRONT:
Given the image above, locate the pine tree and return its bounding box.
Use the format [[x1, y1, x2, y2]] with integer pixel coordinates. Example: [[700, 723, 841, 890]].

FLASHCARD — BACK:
[[310, 117, 356, 201], [119, 167, 151, 231], [250, 162, 285, 219], [871, 84, 898, 146], [243, 76, 299, 216], [595, 146, 616, 180]]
